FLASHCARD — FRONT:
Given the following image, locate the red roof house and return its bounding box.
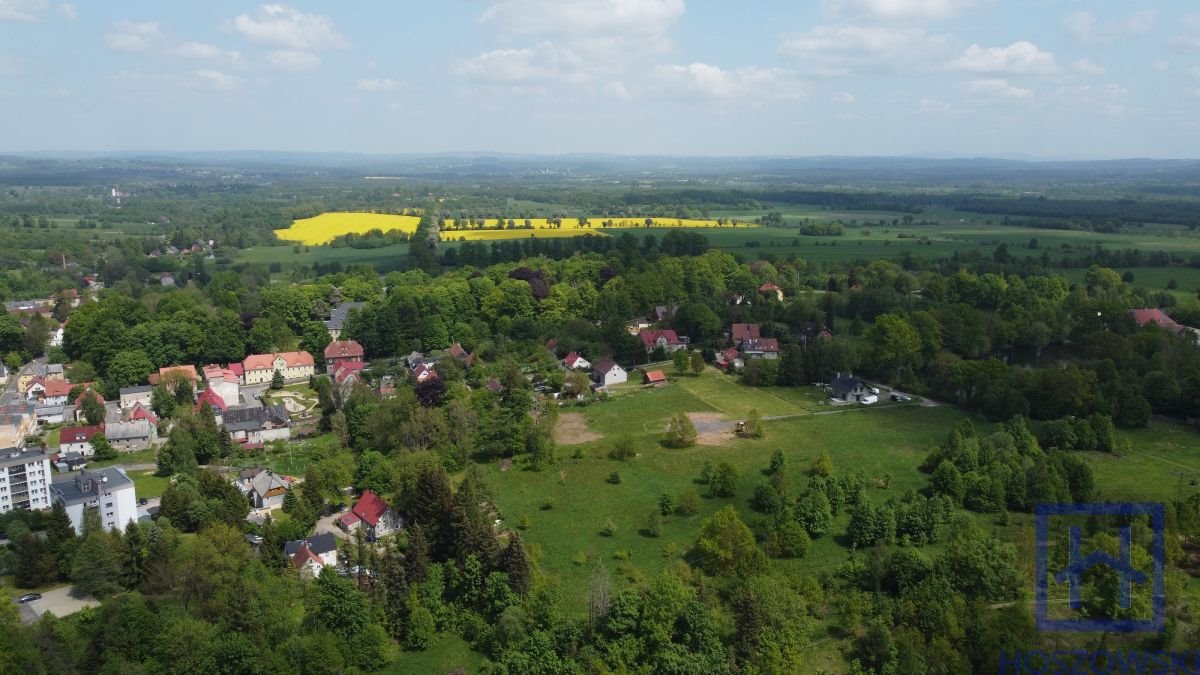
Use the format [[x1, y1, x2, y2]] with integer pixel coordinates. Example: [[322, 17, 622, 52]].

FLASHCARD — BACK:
[[1130, 308, 1185, 333], [731, 323, 761, 343], [339, 490, 398, 538], [758, 283, 784, 301], [128, 403, 159, 426], [196, 387, 227, 413], [638, 329, 686, 354], [643, 370, 668, 386], [324, 340, 365, 370]]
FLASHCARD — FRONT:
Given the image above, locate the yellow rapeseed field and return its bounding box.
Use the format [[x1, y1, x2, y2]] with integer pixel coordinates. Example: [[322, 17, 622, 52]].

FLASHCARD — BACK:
[[441, 217, 756, 231], [441, 229, 610, 242], [275, 212, 421, 245]]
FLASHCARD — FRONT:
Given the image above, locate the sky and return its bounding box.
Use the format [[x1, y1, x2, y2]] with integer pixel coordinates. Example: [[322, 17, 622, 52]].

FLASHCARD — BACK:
[[1, 0, 1199, 158]]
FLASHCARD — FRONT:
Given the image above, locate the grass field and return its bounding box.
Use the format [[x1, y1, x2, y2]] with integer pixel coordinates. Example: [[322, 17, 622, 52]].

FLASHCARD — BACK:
[[441, 229, 609, 242], [129, 470, 170, 499], [275, 212, 421, 245], [442, 217, 757, 230]]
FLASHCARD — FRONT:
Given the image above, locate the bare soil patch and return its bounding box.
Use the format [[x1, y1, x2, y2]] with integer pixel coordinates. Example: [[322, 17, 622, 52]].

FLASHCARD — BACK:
[[555, 413, 603, 445], [688, 412, 736, 446]]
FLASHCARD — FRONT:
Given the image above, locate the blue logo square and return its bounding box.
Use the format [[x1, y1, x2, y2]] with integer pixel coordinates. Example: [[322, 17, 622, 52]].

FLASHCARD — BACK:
[[1035, 502, 1165, 633]]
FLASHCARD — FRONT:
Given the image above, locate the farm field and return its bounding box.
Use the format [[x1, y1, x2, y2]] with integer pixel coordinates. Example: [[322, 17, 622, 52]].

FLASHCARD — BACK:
[[274, 212, 421, 245], [442, 217, 757, 230], [441, 229, 609, 242]]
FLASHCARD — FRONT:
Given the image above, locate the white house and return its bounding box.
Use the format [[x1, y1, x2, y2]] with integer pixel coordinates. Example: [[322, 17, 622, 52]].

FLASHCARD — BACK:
[[202, 364, 241, 407], [285, 533, 339, 578], [50, 467, 138, 534], [59, 425, 104, 456], [562, 352, 591, 370], [119, 385, 154, 411], [591, 358, 628, 388], [242, 351, 315, 386]]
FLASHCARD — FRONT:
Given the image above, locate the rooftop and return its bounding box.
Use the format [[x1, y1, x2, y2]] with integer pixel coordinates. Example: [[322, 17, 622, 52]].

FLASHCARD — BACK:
[[51, 467, 134, 506]]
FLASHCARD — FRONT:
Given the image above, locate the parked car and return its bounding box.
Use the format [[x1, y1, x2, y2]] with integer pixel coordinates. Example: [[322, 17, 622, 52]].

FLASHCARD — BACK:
[[17, 593, 41, 603], [138, 498, 149, 505], [869, 387, 881, 395], [891, 393, 912, 402]]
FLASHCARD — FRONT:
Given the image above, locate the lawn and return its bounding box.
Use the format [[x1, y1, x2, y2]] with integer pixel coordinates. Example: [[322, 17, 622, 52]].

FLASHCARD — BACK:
[[387, 634, 485, 674], [129, 470, 170, 499], [670, 368, 824, 418]]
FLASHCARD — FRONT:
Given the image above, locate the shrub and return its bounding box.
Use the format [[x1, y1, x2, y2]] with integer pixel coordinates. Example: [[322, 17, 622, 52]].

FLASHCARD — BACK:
[[608, 437, 637, 461], [709, 462, 740, 498], [644, 511, 663, 537], [677, 487, 702, 516], [768, 520, 811, 558], [811, 449, 834, 477], [664, 412, 697, 448], [601, 519, 617, 536], [606, 471, 622, 485], [540, 497, 555, 511], [767, 449, 786, 475]]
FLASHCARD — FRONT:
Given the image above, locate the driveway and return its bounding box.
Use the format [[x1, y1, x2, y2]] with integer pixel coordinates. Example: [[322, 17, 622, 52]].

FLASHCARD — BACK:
[[314, 511, 351, 541], [15, 586, 99, 624]]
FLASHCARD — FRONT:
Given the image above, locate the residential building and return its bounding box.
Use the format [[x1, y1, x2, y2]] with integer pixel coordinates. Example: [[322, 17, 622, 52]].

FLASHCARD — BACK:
[[447, 343, 475, 368], [150, 365, 198, 388], [799, 322, 833, 347], [324, 340, 365, 371], [716, 347, 744, 371], [337, 490, 401, 539], [412, 363, 437, 384], [223, 404, 290, 445], [51, 451, 86, 473], [740, 338, 780, 360], [652, 305, 677, 322], [50, 467, 138, 534], [49, 326, 64, 348], [119, 385, 154, 410], [105, 420, 156, 452], [126, 403, 158, 427], [195, 387, 228, 421], [60, 424, 104, 456], [830, 373, 875, 403], [0, 448, 52, 514], [285, 533, 339, 577], [638, 329, 687, 355], [625, 317, 652, 335], [759, 283, 784, 301], [332, 363, 362, 394], [0, 403, 36, 449], [562, 352, 591, 370], [731, 323, 761, 343], [592, 358, 628, 388], [237, 467, 292, 510], [242, 351, 315, 385], [35, 405, 66, 426], [202, 364, 241, 406], [324, 301, 364, 341], [1130, 308, 1197, 339]]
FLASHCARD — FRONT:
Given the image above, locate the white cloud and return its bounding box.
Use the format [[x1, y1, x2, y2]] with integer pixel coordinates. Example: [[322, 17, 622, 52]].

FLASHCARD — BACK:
[[951, 41, 1056, 75], [604, 80, 631, 99], [193, 69, 240, 91], [56, 3, 74, 20], [1071, 59, 1105, 76], [455, 43, 584, 84], [267, 49, 321, 70], [105, 20, 162, 52], [356, 77, 398, 92], [832, 91, 855, 104], [1063, 10, 1156, 46], [652, 63, 805, 100], [233, 4, 348, 50], [780, 25, 952, 77], [479, 0, 683, 37], [822, 0, 980, 21], [967, 78, 1033, 99], [0, 0, 46, 22], [174, 42, 243, 66], [1173, 15, 1200, 51], [919, 97, 950, 111]]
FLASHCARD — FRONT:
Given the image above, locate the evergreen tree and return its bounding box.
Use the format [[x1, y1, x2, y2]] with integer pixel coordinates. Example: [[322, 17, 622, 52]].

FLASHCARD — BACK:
[[71, 531, 122, 598], [13, 531, 58, 588], [45, 501, 77, 580], [404, 524, 431, 584], [271, 369, 285, 390], [500, 532, 533, 595], [410, 466, 455, 559], [379, 540, 409, 639], [121, 520, 147, 589]]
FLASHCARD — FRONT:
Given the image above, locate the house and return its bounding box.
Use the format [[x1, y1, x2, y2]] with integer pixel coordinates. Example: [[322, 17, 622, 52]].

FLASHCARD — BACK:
[[35, 405, 66, 426], [285, 533, 339, 576], [1129, 308, 1198, 340], [332, 363, 363, 394], [830, 373, 875, 403], [160, 272, 176, 287], [324, 301, 365, 341], [324, 340, 365, 371], [126, 403, 158, 427], [195, 387, 228, 421], [759, 283, 784, 301], [726, 291, 748, 306], [485, 377, 503, 394], [412, 363, 437, 384], [119, 385, 154, 410], [562, 352, 591, 370], [223, 404, 290, 445], [592, 358, 628, 388], [51, 451, 87, 473], [405, 351, 435, 371], [799, 322, 833, 347], [638, 329, 686, 355], [50, 467, 138, 534], [0, 448, 52, 514], [716, 347, 744, 370], [0, 403, 36, 449], [378, 375, 397, 398], [45, 363, 64, 381], [242, 352, 315, 385], [49, 326, 64, 348], [60, 424, 104, 456], [28, 378, 71, 404], [150, 365, 198, 388], [237, 467, 292, 509], [337, 490, 401, 539], [202, 364, 241, 406], [104, 420, 156, 452], [731, 323, 761, 344], [643, 370, 668, 386], [740, 338, 781, 360], [447, 343, 475, 367]]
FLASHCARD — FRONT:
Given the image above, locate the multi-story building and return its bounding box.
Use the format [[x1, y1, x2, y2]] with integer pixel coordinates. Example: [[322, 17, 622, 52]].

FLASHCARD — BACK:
[[50, 467, 138, 534], [0, 448, 53, 514], [242, 351, 315, 385]]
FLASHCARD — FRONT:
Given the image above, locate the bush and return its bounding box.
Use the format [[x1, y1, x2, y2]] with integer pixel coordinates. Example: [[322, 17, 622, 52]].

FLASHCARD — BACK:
[[540, 497, 555, 511], [644, 511, 663, 537], [601, 519, 617, 536], [657, 493, 674, 516], [811, 449, 834, 477], [677, 487, 702, 516], [709, 462, 740, 498], [608, 437, 637, 461], [768, 520, 811, 558], [743, 409, 764, 438], [767, 449, 786, 475], [698, 461, 715, 484], [606, 471, 622, 485], [664, 412, 697, 448]]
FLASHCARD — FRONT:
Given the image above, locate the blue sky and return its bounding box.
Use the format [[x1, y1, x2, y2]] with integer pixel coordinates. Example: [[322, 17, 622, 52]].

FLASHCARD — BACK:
[[1, 0, 1198, 158]]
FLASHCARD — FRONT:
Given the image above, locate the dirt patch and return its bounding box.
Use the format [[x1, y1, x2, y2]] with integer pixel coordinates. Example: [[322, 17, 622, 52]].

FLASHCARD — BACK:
[[687, 412, 736, 446], [555, 413, 603, 445]]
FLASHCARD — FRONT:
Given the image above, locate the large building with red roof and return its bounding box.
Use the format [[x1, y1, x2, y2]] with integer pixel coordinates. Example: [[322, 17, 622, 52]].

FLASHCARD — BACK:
[[638, 329, 686, 355], [324, 340, 364, 371], [337, 489, 401, 539], [242, 351, 315, 385]]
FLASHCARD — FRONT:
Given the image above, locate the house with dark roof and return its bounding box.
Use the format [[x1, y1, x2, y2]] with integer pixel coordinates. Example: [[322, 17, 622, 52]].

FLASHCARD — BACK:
[[105, 420, 156, 452], [740, 338, 781, 360], [223, 404, 290, 445], [830, 372, 875, 404], [337, 490, 401, 539], [638, 329, 686, 355], [324, 301, 364, 341], [60, 424, 104, 456], [237, 467, 293, 509], [284, 533, 339, 577], [592, 358, 628, 388], [50, 467, 137, 534], [119, 385, 154, 410], [731, 323, 761, 343]]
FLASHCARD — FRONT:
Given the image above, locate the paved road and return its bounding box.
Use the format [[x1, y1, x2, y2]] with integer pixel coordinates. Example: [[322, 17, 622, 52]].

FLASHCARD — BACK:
[[314, 511, 351, 541], [15, 586, 98, 624]]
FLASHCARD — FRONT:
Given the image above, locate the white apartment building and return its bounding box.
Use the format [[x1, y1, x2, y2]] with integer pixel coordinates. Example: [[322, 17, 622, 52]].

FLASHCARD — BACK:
[[50, 467, 138, 534], [0, 448, 52, 514]]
